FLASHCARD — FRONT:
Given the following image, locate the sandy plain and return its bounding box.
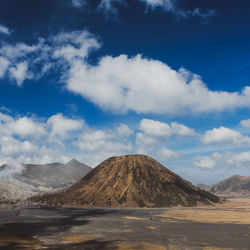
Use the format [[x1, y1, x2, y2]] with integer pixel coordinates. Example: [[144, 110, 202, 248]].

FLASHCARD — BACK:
[[0, 198, 250, 249]]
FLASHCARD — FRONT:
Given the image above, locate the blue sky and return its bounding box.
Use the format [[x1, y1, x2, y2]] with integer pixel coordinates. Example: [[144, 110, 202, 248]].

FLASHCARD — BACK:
[[1, 0, 250, 184]]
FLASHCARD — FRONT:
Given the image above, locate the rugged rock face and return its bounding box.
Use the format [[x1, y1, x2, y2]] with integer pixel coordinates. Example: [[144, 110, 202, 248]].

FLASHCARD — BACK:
[[0, 159, 91, 203], [208, 175, 250, 196], [32, 155, 219, 207]]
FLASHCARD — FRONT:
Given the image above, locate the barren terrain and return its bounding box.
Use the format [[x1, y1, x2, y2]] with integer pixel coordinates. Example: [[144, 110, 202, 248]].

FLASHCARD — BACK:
[[1, 198, 250, 249], [158, 197, 250, 224]]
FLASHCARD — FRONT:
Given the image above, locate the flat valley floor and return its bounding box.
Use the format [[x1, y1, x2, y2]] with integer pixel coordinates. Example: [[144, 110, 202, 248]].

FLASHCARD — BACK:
[[1, 198, 250, 249]]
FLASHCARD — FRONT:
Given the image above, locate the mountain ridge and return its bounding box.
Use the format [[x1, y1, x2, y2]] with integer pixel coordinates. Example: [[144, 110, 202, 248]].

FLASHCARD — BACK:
[[0, 159, 92, 203], [198, 175, 250, 196], [32, 154, 219, 207]]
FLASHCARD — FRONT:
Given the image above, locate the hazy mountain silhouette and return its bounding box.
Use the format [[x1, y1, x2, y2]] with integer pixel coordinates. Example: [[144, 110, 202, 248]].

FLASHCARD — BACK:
[[198, 175, 250, 196], [0, 159, 91, 202]]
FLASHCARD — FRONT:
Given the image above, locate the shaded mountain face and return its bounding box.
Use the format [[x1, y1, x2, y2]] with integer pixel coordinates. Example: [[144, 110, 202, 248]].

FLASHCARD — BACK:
[[207, 175, 250, 196], [32, 155, 219, 208], [20, 159, 91, 188], [0, 159, 91, 202]]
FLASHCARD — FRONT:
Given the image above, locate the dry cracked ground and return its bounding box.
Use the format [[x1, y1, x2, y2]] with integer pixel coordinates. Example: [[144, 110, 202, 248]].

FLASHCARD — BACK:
[[1, 198, 250, 249]]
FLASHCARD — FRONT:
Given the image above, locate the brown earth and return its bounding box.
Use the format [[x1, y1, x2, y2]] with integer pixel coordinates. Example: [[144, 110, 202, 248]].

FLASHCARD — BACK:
[[210, 175, 250, 195], [198, 175, 250, 196], [31, 154, 219, 208], [158, 197, 250, 226]]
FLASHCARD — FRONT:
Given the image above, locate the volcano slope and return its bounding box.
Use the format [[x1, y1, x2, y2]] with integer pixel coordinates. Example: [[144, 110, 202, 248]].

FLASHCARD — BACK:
[[32, 155, 219, 207]]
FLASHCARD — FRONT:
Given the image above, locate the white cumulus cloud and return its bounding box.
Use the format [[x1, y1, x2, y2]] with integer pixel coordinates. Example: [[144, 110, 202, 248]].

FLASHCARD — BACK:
[[47, 113, 83, 137], [193, 151, 250, 170], [136, 119, 195, 152], [53, 30, 100, 61], [201, 127, 250, 147], [8, 117, 47, 140], [62, 51, 250, 115], [138, 119, 196, 138], [3, 30, 250, 116], [135, 118, 190, 159], [116, 123, 133, 137], [155, 147, 180, 161], [0, 56, 9, 78], [170, 122, 196, 136], [240, 119, 250, 128], [9, 61, 31, 86], [193, 155, 217, 169], [0, 112, 84, 166], [139, 119, 172, 138], [0, 24, 11, 35], [74, 124, 133, 165]]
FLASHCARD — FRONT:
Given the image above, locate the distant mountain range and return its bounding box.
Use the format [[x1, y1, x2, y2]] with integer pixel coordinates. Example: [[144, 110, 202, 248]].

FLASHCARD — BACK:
[[32, 155, 219, 208], [0, 159, 91, 203], [198, 175, 250, 196]]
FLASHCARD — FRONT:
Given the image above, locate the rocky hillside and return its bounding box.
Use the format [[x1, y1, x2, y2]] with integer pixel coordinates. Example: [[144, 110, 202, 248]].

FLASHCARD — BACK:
[[19, 159, 91, 188], [198, 175, 250, 196], [210, 175, 250, 195], [32, 154, 219, 208], [0, 159, 91, 202]]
